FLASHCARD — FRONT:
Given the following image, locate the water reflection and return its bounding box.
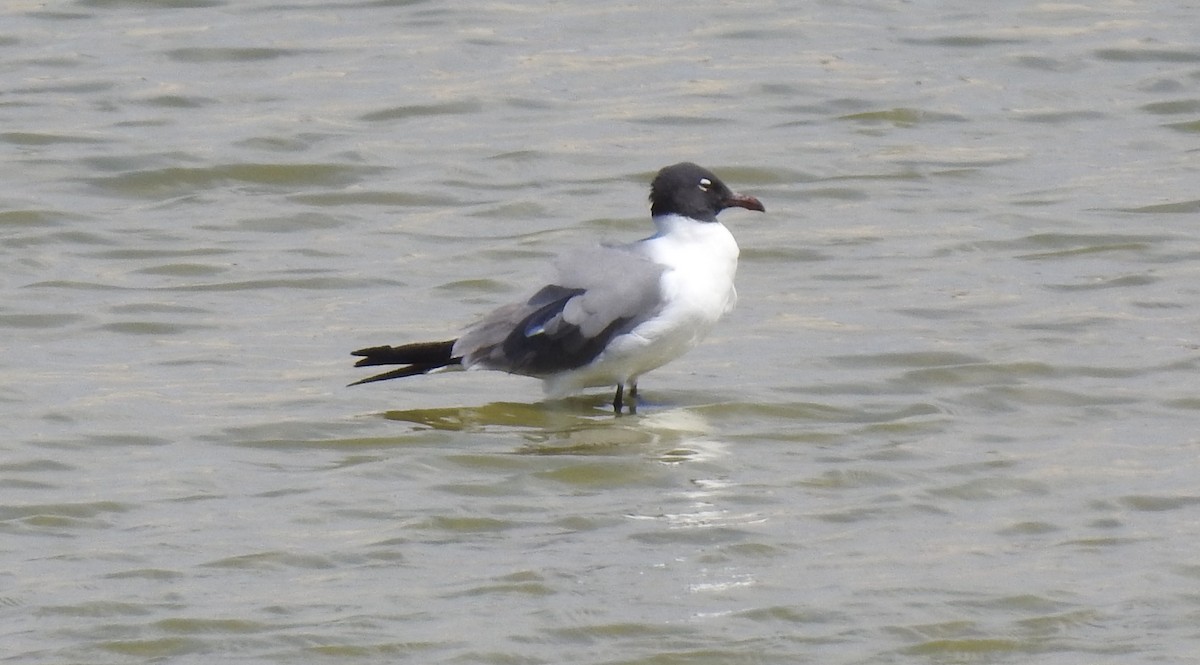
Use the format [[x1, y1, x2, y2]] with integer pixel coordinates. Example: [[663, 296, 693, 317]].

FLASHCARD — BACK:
[[382, 397, 727, 461]]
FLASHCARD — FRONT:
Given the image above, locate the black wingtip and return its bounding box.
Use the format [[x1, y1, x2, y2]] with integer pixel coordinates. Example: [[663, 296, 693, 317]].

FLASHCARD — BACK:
[[348, 368, 412, 386], [348, 362, 455, 386], [350, 339, 458, 367], [348, 338, 464, 386]]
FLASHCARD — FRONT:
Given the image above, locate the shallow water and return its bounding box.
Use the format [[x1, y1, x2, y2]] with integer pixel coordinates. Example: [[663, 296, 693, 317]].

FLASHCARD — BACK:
[[3, 1, 1200, 663]]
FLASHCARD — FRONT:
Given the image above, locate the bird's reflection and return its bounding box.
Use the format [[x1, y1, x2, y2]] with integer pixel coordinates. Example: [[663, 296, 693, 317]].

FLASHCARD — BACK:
[[380, 395, 725, 460]]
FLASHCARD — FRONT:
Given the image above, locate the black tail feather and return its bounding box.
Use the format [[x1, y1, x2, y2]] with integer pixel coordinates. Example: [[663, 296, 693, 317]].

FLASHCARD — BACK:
[[349, 339, 461, 386]]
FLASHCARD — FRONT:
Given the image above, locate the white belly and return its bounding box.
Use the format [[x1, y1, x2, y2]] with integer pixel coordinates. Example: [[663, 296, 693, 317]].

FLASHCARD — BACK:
[[542, 216, 739, 395]]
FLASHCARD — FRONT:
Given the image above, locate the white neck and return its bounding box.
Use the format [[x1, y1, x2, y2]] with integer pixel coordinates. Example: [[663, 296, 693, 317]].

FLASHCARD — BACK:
[[640, 213, 739, 315], [644, 214, 740, 267]]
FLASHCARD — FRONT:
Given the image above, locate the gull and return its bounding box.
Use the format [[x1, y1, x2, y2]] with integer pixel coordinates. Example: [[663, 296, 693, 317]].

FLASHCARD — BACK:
[[350, 162, 764, 413]]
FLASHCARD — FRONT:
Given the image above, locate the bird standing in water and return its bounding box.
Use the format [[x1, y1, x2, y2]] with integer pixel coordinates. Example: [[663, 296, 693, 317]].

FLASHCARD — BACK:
[[350, 162, 764, 413]]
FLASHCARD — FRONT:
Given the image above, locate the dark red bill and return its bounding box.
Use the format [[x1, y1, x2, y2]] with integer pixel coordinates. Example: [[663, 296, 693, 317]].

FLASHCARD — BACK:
[[722, 192, 765, 213]]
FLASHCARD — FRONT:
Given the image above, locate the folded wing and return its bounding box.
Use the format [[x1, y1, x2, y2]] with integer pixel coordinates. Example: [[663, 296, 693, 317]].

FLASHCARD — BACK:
[[455, 244, 665, 376]]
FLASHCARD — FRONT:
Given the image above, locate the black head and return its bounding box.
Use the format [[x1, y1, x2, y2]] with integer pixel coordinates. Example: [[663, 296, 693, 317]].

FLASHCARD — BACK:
[[648, 162, 765, 222]]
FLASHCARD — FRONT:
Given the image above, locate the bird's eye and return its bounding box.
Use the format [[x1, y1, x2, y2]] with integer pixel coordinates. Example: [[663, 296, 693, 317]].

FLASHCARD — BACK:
[[698, 178, 711, 192]]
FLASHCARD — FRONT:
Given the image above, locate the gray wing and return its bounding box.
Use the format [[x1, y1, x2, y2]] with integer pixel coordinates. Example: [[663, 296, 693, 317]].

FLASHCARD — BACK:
[[454, 244, 665, 376]]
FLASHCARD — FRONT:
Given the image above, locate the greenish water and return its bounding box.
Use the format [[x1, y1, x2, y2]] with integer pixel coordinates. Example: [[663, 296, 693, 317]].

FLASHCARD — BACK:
[[3, 1, 1199, 663]]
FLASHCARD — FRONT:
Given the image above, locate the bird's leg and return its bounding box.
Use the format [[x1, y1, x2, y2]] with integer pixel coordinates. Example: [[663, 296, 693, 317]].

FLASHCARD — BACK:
[[628, 381, 638, 414], [612, 383, 625, 415]]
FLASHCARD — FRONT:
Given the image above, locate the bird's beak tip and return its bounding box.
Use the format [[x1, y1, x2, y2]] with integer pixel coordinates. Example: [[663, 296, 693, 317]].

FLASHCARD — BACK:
[[724, 193, 765, 213]]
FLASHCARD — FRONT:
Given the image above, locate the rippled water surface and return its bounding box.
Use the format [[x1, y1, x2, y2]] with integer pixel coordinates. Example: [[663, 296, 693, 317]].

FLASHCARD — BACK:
[[3, 1, 1199, 663]]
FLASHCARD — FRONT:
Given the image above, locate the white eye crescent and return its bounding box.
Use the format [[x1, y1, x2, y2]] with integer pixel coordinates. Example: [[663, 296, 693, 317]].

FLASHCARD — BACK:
[[698, 178, 712, 192]]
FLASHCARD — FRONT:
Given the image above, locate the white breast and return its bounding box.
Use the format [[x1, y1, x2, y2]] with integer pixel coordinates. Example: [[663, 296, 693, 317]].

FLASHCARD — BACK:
[[642, 215, 740, 321], [542, 214, 739, 394]]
